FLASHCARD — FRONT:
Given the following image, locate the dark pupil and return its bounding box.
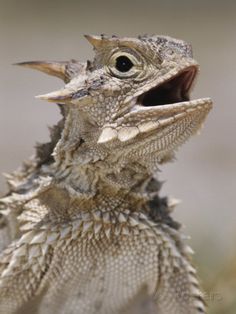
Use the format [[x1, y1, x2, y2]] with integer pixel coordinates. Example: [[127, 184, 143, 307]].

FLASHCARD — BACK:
[[115, 56, 134, 72]]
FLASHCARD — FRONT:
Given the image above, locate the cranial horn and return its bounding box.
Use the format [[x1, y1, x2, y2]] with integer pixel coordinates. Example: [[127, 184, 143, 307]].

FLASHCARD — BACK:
[[36, 88, 74, 103], [84, 34, 105, 50], [16, 61, 67, 81]]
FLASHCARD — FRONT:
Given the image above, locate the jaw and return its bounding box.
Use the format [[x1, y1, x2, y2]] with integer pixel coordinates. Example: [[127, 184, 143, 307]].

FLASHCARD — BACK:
[[117, 66, 213, 131], [98, 63, 213, 161]]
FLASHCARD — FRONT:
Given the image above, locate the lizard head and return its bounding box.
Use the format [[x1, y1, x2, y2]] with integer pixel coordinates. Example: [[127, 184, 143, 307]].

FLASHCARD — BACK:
[[19, 35, 212, 173]]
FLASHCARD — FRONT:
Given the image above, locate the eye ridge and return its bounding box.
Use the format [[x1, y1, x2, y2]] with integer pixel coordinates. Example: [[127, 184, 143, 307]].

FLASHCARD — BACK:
[[115, 55, 134, 72]]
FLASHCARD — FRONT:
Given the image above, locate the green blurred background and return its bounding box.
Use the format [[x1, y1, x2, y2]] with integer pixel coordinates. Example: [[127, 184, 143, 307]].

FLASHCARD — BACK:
[[0, 0, 235, 312]]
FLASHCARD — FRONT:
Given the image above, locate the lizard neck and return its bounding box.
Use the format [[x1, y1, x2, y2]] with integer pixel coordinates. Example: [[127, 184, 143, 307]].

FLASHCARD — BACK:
[[48, 107, 157, 198], [52, 160, 153, 200], [37, 161, 180, 230], [9, 106, 178, 230]]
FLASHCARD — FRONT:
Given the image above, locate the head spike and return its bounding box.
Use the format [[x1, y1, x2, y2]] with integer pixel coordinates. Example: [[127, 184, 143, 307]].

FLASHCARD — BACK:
[[84, 34, 105, 50], [36, 88, 74, 103], [15, 61, 67, 81]]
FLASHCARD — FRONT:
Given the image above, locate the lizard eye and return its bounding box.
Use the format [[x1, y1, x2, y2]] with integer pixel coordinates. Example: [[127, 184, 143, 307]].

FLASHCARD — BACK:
[[115, 56, 134, 72], [108, 51, 142, 78]]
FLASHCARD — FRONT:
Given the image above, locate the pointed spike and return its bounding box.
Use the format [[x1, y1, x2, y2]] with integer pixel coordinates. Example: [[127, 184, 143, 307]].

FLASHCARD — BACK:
[[72, 220, 82, 232], [30, 231, 47, 244], [36, 88, 74, 103], [13, 245, 27, 258], [60, 226, 71, 239], [184, 245, 195, 255], [15, 61, 67, 81], [104, 226, 111, 239], [167, 197, 182, 208], [114, 225, 121, 236], [2, 267, 13, 278], [82, 221, 93, 233], [28, 245, 41, 258], [84, 34, 104, 49], [8, 258, 21, 269], [41, 243, 49, 255], [97, 127, 118, 144], [121, 226, 130, 235], [118, 127, 139, 142], [94, 222, 102, 235], [19, 231, 35, 244], [46, 232, 59, 244], [118, 212, 127, 223], [129, 216, 139, 227]]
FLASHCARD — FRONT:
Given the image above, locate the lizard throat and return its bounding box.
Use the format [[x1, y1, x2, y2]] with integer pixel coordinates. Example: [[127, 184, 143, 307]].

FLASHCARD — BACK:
[[138, 66, 197, 107]]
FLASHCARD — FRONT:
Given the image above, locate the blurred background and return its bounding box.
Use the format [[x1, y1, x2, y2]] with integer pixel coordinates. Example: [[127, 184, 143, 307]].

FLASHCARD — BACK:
[[0, 0, 235, 312]]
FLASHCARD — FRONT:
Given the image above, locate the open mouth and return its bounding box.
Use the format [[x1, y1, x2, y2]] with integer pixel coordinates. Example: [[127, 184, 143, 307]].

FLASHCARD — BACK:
[[97, 63, 212, 145], [138, 66, 197, 107]]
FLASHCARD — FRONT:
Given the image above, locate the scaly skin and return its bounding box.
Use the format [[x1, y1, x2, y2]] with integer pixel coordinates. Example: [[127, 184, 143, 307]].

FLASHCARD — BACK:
[[0, 34, 212, 314]]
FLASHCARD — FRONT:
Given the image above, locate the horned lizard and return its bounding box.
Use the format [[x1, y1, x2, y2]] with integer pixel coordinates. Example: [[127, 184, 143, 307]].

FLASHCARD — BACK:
[[0, 34, 213, 314]]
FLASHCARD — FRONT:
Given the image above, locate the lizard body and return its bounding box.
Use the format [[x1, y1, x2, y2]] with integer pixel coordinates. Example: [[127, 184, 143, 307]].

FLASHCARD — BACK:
[[0, 34, 212, 314]]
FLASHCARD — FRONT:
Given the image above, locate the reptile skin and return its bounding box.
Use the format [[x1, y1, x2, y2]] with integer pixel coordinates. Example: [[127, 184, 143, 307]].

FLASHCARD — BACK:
[[0, 34, 213, 314]]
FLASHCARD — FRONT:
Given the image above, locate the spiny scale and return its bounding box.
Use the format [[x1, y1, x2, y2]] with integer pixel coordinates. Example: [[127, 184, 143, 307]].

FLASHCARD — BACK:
[[0, 34, 212, 314]]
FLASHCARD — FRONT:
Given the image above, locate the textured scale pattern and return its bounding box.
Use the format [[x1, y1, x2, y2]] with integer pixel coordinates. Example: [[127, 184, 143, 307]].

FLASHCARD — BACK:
[[0, 34, 212, 314]]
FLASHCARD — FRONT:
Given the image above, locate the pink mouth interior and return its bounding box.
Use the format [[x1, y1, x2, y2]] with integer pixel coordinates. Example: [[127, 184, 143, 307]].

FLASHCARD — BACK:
[[138, 66, 197, 107]]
